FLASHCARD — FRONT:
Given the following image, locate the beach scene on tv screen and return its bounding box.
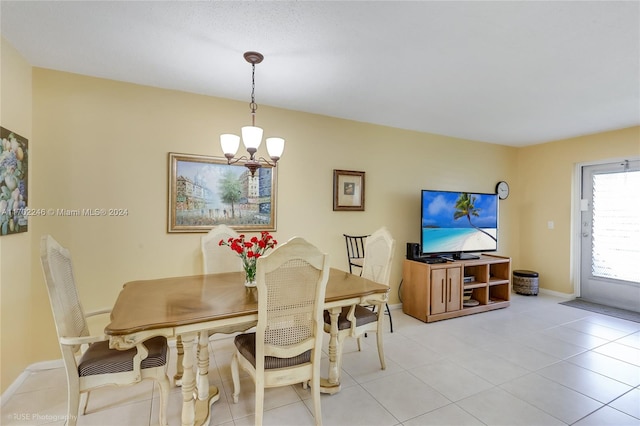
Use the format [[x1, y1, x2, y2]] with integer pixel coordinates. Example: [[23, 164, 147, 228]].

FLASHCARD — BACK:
[[422, 191, 498, 253]]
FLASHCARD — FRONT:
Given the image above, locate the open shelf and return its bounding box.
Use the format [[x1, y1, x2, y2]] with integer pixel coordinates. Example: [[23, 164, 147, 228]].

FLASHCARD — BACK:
[[464, 282, 486, 289]]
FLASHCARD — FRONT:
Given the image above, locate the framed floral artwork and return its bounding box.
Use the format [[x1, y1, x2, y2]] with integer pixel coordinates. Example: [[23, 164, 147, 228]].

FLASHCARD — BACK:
[[168, 152, 277, 233], [333, 169, 365, 211], [0, 127, 28, 236]]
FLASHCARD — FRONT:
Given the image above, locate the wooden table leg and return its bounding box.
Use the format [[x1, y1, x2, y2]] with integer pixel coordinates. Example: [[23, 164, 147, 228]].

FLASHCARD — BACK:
[[174, 335, 184, 386], [180, 333, 197, 426], [180, 332, 220, 426], [320, 307, 342, 394], [196, 331, 210, 400]]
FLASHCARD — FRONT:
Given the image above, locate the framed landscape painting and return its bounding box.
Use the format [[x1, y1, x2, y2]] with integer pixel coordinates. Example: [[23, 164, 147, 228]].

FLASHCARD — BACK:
[[168, 153, 277, 233]]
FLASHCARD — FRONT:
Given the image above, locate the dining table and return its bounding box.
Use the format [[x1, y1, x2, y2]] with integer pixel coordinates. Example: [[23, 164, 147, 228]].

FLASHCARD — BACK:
[[104, 268, 389, 426]]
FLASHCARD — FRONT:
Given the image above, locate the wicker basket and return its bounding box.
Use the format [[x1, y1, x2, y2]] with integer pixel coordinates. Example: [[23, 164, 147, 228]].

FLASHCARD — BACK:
[[513, 270, 539, 295]]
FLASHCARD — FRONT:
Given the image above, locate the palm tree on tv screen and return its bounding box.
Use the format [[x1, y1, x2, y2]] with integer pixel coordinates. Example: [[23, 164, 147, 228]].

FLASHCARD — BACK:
[[453, 193, 497, 242]]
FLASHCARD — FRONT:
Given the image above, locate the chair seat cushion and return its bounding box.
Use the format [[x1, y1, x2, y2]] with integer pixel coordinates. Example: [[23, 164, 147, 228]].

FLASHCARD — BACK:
[[234, 333, 311, 369], [323, 305, 377, 330], [78, 336, 168, 377]]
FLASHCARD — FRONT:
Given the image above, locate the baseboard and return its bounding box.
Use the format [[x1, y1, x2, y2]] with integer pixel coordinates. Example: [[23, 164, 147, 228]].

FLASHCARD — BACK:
[[0, 370, 29, 408], [388, 303, 402, 311], [0, 359, 64, 408], [537, 288, 574, 299]]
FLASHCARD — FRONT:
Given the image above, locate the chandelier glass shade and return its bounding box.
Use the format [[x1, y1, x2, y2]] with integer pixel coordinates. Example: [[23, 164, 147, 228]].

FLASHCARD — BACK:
[[220, 51, 284, 176]]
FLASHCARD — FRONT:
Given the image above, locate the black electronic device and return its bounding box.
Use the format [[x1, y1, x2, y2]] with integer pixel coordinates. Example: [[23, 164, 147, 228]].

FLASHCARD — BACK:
[[406, 242, 420, 260]]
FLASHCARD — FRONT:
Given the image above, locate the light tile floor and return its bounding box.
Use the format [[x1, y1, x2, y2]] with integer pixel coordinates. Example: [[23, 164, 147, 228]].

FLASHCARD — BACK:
[[3, 293, 640, 425]]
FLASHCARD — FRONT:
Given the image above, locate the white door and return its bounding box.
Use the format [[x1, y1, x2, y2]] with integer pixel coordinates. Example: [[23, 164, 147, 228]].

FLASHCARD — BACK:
[[580, 159, 640, 312]]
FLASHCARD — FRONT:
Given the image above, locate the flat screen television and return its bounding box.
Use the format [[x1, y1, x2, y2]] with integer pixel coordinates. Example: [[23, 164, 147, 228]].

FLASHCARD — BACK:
[[421, 189, 498, 260]]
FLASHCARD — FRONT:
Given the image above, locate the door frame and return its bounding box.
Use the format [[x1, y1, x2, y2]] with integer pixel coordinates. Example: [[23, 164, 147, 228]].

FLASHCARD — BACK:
[[571, 155, 640, 298]]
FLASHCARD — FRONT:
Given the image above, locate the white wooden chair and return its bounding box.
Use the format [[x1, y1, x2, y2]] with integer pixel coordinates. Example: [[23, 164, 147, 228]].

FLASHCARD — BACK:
[[343, 232, 394, 332], [231, 237, 329, 426], [201, 224, 241, 274], [176, 224, 242, 385], [39, 235, 170, 426], [324, 227, 395, 371]]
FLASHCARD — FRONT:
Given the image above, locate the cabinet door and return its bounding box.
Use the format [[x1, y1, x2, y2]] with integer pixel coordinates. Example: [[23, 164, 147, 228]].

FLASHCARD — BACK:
[[447, 267, 462, 311], [430, 269, 447, 315], [431, 267, 462, 314]]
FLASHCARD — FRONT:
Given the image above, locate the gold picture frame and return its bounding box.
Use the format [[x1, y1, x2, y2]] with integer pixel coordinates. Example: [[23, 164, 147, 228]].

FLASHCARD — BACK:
[[168, 152, 277, 233], [333, 169, 365, 211]]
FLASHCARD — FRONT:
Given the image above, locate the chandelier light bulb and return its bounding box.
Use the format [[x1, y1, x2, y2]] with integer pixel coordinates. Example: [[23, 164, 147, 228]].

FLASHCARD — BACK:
[[220, 134, 240, 156], [266, 137, 285, 160], [241, 126, 263, 151]]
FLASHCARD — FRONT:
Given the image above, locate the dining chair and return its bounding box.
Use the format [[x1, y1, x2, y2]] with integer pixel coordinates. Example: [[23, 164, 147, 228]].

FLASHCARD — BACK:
[[39, 235, 170, 426], [231, 236, 329, 426], [344, 232, 394, 333], [175, 224, 243, 385], [324, 227, 395, 371], [343, 233, 367, 274], [201, 224, 241, 274]]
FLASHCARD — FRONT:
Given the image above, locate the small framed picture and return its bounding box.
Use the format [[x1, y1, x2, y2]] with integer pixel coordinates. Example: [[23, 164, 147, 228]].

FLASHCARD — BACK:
[[333, 169, 365, 211]]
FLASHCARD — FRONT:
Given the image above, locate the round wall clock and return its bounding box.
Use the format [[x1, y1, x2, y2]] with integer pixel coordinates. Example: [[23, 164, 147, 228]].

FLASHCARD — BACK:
[[496, 181, 509, 199]]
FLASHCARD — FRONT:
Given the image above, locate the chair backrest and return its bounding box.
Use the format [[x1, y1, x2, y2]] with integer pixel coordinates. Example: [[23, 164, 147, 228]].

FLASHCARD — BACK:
[[201, 224, 241, 274], [361, 227, 395, 286], [40, 235, 90, 347], [343, 234, 368, 273], [255, 237, 329, 362]]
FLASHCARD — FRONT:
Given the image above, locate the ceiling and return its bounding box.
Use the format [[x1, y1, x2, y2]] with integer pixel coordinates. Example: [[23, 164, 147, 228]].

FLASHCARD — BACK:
[[1, 1, 639, 147]]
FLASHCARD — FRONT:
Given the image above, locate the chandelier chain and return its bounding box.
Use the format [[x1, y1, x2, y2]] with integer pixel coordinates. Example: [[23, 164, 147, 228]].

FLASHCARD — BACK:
[[250, 63, 258, 126]]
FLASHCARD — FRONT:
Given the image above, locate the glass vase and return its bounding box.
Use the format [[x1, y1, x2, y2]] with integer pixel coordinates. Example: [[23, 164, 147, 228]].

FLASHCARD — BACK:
[[244, 267, 257, 288]]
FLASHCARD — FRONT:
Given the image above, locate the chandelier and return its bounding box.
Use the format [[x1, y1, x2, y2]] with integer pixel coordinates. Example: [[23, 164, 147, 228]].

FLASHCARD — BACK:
[[220, 51, 285, 177]]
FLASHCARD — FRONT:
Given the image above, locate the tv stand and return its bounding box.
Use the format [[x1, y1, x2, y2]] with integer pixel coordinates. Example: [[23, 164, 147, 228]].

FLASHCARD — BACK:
[[402, 254, 511, 323]]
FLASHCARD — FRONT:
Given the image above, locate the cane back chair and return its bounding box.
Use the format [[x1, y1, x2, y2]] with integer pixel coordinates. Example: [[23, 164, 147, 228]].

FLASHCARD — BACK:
[[231, 236, 329, 426], [40, 235, 170, 426], [324, 227, 395, 371]]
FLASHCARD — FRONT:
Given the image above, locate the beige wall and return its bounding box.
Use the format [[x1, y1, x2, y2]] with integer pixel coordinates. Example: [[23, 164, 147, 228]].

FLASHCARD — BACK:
[[23, 68, 518, 370], [1, 36, 638, 394], [0, 38, 33, 394], [517, 127, 640, 294]]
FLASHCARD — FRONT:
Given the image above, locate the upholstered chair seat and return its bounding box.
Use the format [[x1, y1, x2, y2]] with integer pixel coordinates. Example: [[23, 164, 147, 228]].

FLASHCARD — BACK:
[[234, 332, 312, 369], [77, 336, 168, 377], [323, 305, 378, 330]]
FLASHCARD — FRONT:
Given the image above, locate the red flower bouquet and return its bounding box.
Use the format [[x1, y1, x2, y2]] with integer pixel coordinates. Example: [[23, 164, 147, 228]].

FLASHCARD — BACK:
[[219, 231, 277, 286]]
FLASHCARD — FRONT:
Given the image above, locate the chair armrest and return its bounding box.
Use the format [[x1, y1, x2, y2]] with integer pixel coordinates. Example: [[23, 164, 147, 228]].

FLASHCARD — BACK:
[[86, 308, 111, 318], [60, 334, 108, 346]]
